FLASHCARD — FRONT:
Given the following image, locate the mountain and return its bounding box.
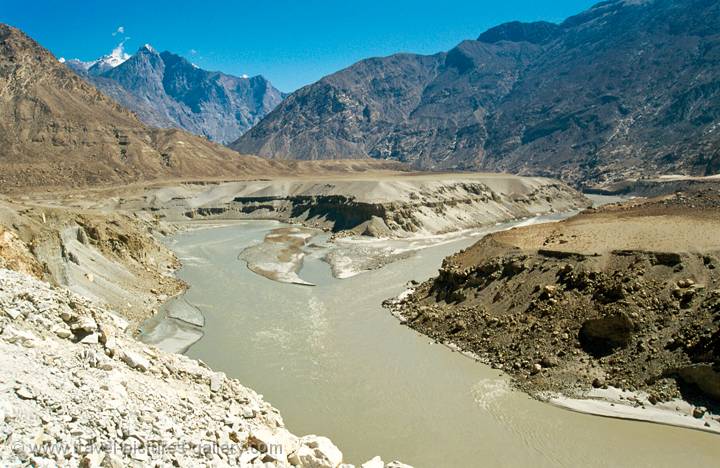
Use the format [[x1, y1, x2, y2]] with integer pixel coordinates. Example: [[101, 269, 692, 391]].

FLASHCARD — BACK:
[[66, 44, 284, 144], [62, 41, 131, 76], [0, 23, 290, 191], [232, 0, 720, 186]]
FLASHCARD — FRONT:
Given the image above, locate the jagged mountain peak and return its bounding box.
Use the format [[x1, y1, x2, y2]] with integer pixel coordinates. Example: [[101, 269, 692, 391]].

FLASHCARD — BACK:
[[0, 22, 284, 190], [63, 40, 284, 144]]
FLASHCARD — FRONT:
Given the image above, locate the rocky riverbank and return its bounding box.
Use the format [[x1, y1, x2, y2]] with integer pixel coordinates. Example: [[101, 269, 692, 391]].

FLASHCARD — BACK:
[[385, 189, 720, 433], [0, 268, 412, 467], [0, 192, 419, 466]]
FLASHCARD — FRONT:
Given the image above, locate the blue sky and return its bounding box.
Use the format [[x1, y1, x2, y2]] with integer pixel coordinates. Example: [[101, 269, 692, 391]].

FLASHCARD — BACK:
[[2, 0, 598, 92]]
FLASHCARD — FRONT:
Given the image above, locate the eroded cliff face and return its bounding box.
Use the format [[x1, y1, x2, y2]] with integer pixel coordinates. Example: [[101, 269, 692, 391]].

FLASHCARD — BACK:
[[0, 199, 183, 328], [137, 175, 589, 237], [384, 190, 720, 425]]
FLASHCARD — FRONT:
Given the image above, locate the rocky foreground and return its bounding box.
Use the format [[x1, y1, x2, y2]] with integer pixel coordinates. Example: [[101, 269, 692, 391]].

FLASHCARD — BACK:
[[0, 268, 410, 467], [386, 189, 720, 431]]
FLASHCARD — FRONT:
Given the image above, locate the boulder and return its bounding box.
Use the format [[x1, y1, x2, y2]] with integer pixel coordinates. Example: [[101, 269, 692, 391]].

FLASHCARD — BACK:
[[4, 307, 21, 320], [53, 326, 72, 339], [121, 350, 151, 372], [209, 372, 225, 392], [249, 428, 299, 462], [79, 333, 99, 345], [71, 316, 97, 334], [579, 312, 634, 357], [2, 325, 37, 347], [289, 435, 343, 468]]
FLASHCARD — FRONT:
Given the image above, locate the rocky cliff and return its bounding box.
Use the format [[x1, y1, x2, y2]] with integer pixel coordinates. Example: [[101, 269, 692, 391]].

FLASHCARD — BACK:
[[127, 174, 589, 237], [233, 0, 720, 186]]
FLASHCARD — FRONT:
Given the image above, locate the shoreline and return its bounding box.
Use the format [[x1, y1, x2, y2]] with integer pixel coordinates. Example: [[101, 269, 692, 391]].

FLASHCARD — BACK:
[[413, 323, 720, 435], [384, 190, 720, 437], [143, 208, 589, 354], [146, 206, 720, 436], [389, 290, 720, 435]]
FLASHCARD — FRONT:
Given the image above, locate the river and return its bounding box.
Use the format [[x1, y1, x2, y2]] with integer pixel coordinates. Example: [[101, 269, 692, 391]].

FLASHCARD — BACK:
[[140, 218, 720, 467]]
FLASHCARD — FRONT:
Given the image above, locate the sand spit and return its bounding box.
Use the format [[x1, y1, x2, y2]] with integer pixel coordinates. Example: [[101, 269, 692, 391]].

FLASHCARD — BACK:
[[240, 227, 318, 285], [547, 387, 720, 434]]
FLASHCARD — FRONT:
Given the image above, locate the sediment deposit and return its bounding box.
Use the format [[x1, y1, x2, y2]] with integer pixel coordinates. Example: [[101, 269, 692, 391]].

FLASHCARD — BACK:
[[132, 173, 589, 238], [385, 189, 720, 432]]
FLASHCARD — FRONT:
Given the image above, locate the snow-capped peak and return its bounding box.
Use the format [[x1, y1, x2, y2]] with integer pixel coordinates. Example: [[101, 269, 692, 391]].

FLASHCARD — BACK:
[[96, 40, 131, 69], [142, 43, 156, 53], [64, 40, 131, 75]]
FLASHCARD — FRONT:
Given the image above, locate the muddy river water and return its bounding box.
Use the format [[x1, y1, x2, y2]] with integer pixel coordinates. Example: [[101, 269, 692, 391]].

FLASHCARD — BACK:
[[141, 218, 720, 467]]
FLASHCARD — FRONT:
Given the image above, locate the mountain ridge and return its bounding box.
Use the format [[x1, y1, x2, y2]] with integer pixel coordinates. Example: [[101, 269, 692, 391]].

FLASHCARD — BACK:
[[66, 43, 284, 144], [232, 0, 720, 186], [0, 23, 297, 191]]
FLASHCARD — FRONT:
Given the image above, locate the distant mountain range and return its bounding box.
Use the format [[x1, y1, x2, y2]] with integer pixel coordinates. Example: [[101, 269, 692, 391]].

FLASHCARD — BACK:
[[0, 24, 293, 190], [65, 43, 284, 144], [232, 0, 720, 186]]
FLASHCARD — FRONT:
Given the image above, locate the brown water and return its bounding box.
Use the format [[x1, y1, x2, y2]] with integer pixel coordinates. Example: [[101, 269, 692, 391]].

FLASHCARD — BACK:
[[142, 219, 720, 467]]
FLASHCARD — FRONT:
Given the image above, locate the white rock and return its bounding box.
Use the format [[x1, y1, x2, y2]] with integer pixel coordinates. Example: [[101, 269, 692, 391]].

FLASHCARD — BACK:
[[2, 325, 37, 346], [4, 307, 22, 320], [103, 336, 119, 357], [289, 435, 343, 468], [80, 333, 99, 345], [361, 456, 384, 468], [79, 452, 105, 468], [1, 400, 15, 422], [249, 428, 284, 461], [210, 372, 225, 392], [108, 312, 129, 332], [121, 350, 151, 372], [53, 326, 72, 339], [386, 462, 413, 468], [71, 316, 97, 333], [15, 386, 36, 400]]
